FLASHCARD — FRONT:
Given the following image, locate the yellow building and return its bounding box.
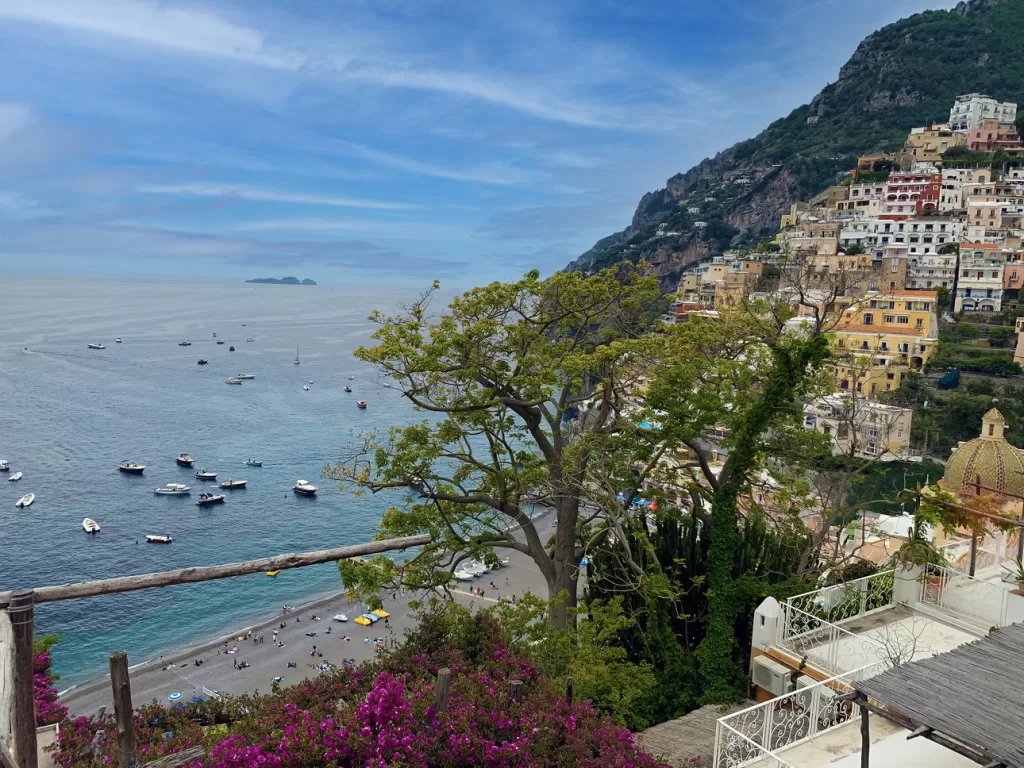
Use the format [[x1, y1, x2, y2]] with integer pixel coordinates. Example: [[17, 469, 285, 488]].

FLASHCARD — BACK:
[[904, 124, 965, 164], [831, 290, 939, 394]]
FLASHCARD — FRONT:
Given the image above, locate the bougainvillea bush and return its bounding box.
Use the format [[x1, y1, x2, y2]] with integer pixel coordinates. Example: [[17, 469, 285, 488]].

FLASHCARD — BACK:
[[52, 611, 668, 768], [34, 636, 69, 726]]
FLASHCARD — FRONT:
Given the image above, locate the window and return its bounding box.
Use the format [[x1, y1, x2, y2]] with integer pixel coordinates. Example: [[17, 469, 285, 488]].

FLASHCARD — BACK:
[[916, 318, 923, 329], [884, 315, 895, 323], [898, 316, 909, 324], [863, 313, 874, 326], [890, 281, 897, 290], [891, 262, 898, 273]]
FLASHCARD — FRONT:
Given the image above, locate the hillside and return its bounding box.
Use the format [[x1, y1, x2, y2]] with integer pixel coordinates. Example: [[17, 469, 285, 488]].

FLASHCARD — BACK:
[[568, 0, 1024, 292]]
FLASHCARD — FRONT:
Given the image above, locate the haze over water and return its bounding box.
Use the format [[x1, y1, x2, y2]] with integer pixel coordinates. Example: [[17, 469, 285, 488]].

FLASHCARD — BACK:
[[0, 276, 421, 687]]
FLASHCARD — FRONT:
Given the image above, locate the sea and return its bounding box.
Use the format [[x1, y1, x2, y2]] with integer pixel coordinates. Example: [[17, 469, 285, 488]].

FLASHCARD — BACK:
[[0, 276, 427, 688]]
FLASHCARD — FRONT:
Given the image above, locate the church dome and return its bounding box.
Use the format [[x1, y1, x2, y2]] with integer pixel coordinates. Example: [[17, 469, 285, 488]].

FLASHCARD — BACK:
[[942, 409, 1024, 497]]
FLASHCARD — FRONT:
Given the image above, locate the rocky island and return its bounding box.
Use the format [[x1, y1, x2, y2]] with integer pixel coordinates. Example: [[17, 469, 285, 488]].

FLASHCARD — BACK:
[[245, 276, 317, 285]]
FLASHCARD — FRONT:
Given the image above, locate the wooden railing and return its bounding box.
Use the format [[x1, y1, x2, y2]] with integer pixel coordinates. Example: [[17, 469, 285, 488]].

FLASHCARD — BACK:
[[0, 534, 431, 768]]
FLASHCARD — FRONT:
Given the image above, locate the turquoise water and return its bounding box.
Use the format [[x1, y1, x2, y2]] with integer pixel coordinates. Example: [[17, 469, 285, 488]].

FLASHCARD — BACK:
[[0, 277, 422, 686]]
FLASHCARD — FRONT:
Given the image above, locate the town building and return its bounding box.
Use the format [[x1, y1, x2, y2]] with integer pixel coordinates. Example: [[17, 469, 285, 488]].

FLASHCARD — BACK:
[[803, 395, 914, 460], [948, 92, 1017, 130], [904, 124, 964, 164], [963, 117, 1021, 152], [882, 172, 941, 218], [955, 247, 1006, 312]]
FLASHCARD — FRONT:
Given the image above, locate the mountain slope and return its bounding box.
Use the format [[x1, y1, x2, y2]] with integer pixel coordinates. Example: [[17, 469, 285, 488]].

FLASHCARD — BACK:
[[568, 0, 1024, 291]]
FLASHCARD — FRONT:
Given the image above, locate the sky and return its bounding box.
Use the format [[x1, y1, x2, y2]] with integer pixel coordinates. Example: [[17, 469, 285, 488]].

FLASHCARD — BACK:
[[0, 0, 958, 287]]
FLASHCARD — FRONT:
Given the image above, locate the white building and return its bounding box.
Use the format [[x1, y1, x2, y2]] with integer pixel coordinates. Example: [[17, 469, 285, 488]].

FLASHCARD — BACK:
[[803, 395, 914, 460], [948, 93, 1017, 131], [857, 217, 962, 260], [907, 251, 958, 290], [955, 248, 1006, 312]]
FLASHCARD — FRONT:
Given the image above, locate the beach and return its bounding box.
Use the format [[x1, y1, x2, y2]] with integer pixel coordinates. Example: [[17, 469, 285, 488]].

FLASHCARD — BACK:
[[60, 515, 555, 716]]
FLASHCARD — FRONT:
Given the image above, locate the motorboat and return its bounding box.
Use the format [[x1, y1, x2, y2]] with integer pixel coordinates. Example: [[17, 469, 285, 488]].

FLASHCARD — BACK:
[[119, 461, 146, 474], [115, 338, 122, 343], [197, 359, 208, 365], [356, 400, 367, 409], [348, 376, 355, 380], [8, 472, 22, 481], [213, 332, 217, 338], [294, 343, 300, 365], [344, 386, 352, 393], [293, 479, 318, 496], [452, 570, 474, 581], [155, 483, 191, 495], [245, 337, 255, 342], [220, 479, 247, 489], [225, 377, 242, 384], [195, 470, 217, 480], [82, 518, 100, 534], [333, 613, 348, 622], [236, 373, 255, 379], [229, 346, 235, 352], [15, 493, 34, 508], [216, 340, 225, 345], [246, 459, 262, 467], [146, 535, 173, 544], [176, 454, 194, 467], [196, 493, 225, 506], [87, 343, 106, 350], [383, 383, 392, 388], [308, 380, 314, 384], [266, 570, 280, 577], [178, 341, 191, 347], [303, 385, 310, 391], [0, 460, 8, 472]]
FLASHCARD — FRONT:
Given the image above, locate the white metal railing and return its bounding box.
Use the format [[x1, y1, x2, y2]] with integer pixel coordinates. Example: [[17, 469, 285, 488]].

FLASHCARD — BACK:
[[714, 661, 887, 768], [785, 570, 895, 626], [919, 563, 1009, 629], [778, 604, 889, 676]]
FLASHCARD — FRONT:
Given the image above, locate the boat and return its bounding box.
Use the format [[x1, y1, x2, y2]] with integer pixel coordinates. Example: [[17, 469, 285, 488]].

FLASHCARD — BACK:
[[0, 460, 8, 471], [213, 332, 217, 338], [229, 346, 235, 352], [348, 376, 355, 380], [115, 337, 122, 343], [119, 461, 145, 474], [8, 472, 22, 481], [225, 377, 242, 384], [293, 479, 318, 496], [176, 454, 194, 467], [195, 470, 217, 480], [303, 385, 310, 391], [246, 459, 262, 467], [356, 400, 367, 409], [87, 343, 106, 350], [178, 341, 191, 347], [198, 359, 208, 365], [15, 493, 33, 508], [220, 479, 247, 489], [266, 570, 280, 577], [155, 483, 191, 495], [82, 518, 100, 534], [294, 343, 300, 365], [236, 373, 255, 379], [354, 613, 381, 626], [333, 613, 348, 622], [196, 493, 225, 505], [344, 386, 352, 393], [245, 337, 255, 342], [146, 535, 173, 544], [216, 340, 225, 345], [383, 383, 392, 389], [308, 380, 314, 384]]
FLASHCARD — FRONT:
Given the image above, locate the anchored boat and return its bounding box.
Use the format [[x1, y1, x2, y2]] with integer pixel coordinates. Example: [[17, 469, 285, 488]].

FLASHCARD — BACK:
[[155, 483, 191, 495], [15, 493, 34, 508], [119, 461, 146, 474], [146, 535, 173, 544], [83, 518, 100, 534], [176, 454, 194, 467], [220, 479, 247, 489], [196, 493, 225, 506], [293, 479, 318, 496]]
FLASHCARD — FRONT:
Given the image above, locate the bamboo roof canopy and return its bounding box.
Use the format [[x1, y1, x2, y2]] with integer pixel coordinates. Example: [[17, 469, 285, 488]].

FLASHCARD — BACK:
[[856, 621, 1024, 768]]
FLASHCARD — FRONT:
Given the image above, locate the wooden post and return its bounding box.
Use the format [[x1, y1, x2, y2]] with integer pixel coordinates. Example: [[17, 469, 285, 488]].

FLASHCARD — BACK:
[[9, 591, 36, 768], [860, 702, 870, 768], [434, 668, 451, 713], [507, 680, 523, 703], [108, 652, 138, 768], [564, 677, 573, 705], [969, 531, 978, 578]]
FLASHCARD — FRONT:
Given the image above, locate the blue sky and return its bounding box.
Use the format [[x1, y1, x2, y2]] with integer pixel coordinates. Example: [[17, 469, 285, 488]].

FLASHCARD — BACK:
[[0, 0, 955, 287]]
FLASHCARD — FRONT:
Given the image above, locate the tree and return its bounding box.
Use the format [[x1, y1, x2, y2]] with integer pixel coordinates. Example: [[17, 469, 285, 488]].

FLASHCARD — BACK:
[[327, 267, 672, 630], [988, 325, 1014, 347]]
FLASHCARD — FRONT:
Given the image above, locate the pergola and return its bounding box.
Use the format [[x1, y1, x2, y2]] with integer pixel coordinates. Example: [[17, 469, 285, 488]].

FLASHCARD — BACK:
[[850, 621, 1024, 768]]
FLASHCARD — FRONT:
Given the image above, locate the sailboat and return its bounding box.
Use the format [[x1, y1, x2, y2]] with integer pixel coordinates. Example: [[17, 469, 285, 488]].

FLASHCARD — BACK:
[[294, 343, 300, 365]]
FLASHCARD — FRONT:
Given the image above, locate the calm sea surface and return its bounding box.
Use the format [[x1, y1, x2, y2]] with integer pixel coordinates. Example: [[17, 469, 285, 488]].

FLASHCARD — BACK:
[[0, 276, 423, 687]]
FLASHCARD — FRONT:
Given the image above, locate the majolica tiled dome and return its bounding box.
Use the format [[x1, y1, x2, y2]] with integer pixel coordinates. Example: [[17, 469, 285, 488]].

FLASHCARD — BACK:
[[943, 409, 1024, 497]]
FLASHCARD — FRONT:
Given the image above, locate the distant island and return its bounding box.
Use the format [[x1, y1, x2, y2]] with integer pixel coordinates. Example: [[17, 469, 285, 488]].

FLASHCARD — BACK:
[[245, 277, 317, 286]]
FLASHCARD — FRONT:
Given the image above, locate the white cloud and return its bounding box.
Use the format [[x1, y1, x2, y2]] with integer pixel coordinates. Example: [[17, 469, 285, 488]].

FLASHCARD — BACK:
[[339, 142, 537, 186], [137, 182, 421, 210]]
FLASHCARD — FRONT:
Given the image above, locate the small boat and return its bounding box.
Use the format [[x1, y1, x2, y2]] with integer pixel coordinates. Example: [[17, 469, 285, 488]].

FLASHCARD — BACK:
[[217, 340, 225, 345], [294, 343, 300, 365], [303, 385, 310, 391], [119, 461, 146, 474], [195, 470, 217, 480], [15, 493, 33, 508], [178, 341, 191, 347], [293, 479, 318, 496], [348, 376, 355, 380], [245, 337, 255, 343], [236, 373, 255, 379], [220, 479, 247, 489], [225, 377, 242, 384], [344, 386, 352, 393], [87, 343, 106, 350], [383, 383, 392, 388], [229, 346, 235, 352], [356, 400, 367, 409], [198, 359, 208, 365], [82, 518, 100, 534], [155, 483, 191, 495], [196, 493, 225, 505], [308, 380, 314, 384], [146, 534, 173, 544], [246, 459, 262, 467], [0, 460, 8, 471], [213, 332, 217, 338], [115, 337, 122, 343], [333, 613, 348, 622], [266, 570, 280, 577], [176, 454, 194, 467], [8, 472, 22, 481]]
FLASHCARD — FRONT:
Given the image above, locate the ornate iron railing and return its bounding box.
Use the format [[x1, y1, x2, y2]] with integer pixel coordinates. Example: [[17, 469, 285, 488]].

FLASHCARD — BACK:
[[919, 562, 1008, 630], [784, 570, 895, 626], [778, 604, 889, 676]]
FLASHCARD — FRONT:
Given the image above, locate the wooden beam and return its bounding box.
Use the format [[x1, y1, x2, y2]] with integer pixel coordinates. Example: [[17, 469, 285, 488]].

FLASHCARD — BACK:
[[0, 535, 430, 606], [109, 653, 138, 768], [907, 726, 933, 740], [9, 591, 36, 768], [0, 740, 17, 768], [860, 703, 870, 768], [142, 746, 204, 768], [434, 668, 451, 713]]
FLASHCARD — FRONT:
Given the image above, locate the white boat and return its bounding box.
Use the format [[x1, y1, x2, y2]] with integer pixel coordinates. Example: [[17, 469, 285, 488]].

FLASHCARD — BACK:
[[220, 479, 247, 489], [196, 493, 225, 505], [87, 343, 106, 350], [8, 471, 23, 481], [0, 460, 8, 472], [115, 337, 122, 343], [225, 378, 242, 385], [155, 483, 191, 495], [83, 518, 100, 534], [15, 493, 34, 508], [308, 380, 314, 384], [348, 376, 355, 380], [178, 341, 191, 347], [146, 534, 173, 544], [195, 470, 217, 480], [293, 479, 318, 496], [303, 385, 310, 391], [236, 373, 256, 380], [333, 613, 349, 622], [463, 560, 489, 576], [294, 343, 300, 365], [245, 337, 255, 342], [453, 570, 474, 581]]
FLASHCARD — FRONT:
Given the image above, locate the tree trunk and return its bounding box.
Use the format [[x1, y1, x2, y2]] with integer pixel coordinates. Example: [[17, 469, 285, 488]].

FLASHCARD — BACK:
[[547, 562, 579, 630], [547, 495, 581, 630]]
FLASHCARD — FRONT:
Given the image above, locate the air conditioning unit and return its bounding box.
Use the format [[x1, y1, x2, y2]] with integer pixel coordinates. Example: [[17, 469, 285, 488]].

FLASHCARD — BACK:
[[752, 656, 795, 697], [794, 675, 839, 717]]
